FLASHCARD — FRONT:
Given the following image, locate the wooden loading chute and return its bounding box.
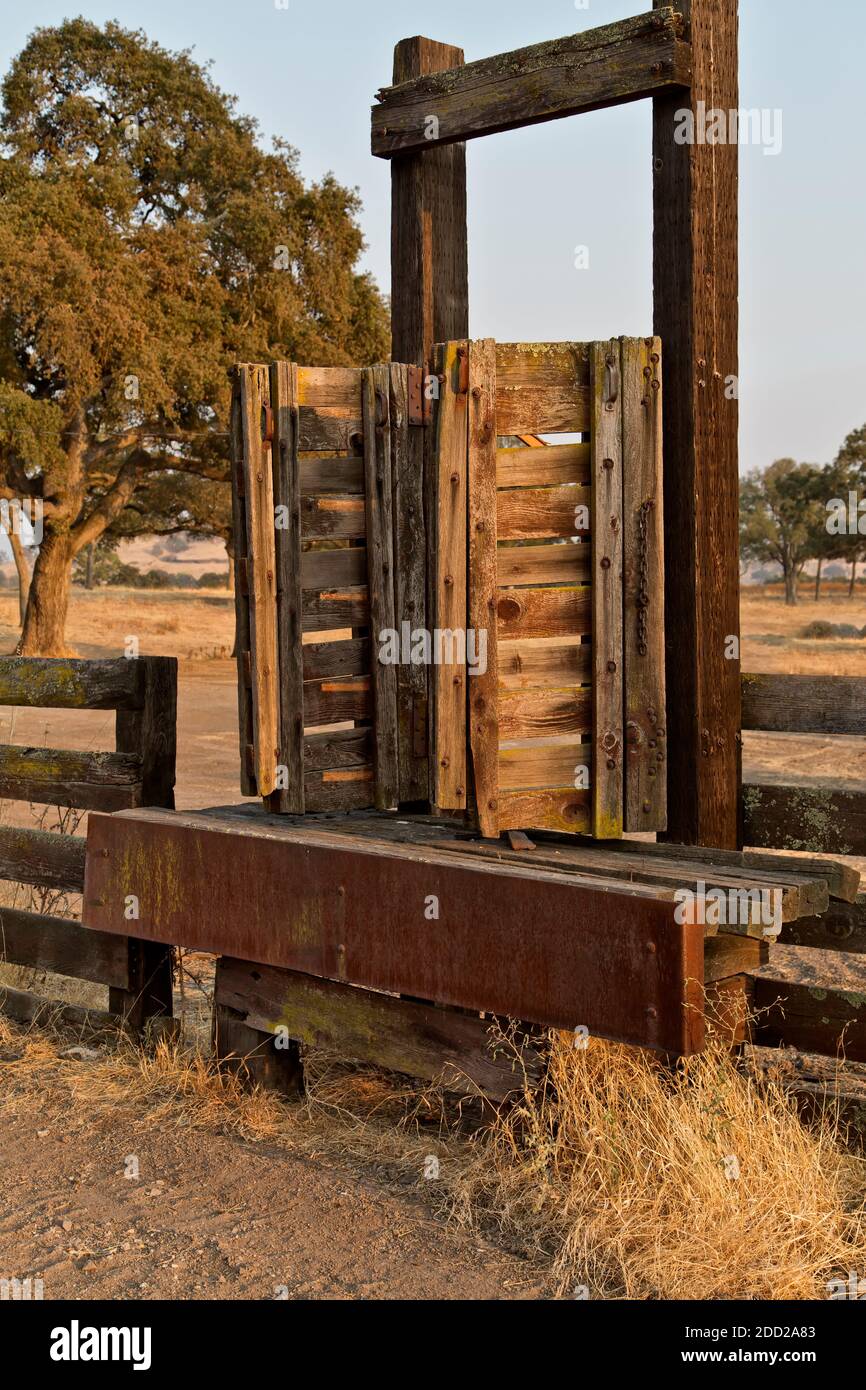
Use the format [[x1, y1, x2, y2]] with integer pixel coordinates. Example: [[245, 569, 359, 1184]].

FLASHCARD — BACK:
[[230, 338, 666, 839]]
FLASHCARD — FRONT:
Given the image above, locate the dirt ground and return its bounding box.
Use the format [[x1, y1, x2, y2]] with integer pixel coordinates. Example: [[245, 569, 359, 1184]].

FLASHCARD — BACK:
[[1, 580, 865, 1301]]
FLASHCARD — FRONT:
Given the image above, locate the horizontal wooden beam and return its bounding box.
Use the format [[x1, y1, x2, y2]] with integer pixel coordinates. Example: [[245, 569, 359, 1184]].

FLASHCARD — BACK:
[[0, 907, 129, 987], [0, 746, 142, 813], [0, 826, 86, 894], [0, 984, 118, 1032], [742, 674, 866, 736], [83, 806, 705, 1053], [751, 976, 866, 1064], [215, 957, 544, 1101], [0, 656, 143, 710], [778, 896, 866, 955], [743, 783, 866, 857], [372, 10, 691, 156]]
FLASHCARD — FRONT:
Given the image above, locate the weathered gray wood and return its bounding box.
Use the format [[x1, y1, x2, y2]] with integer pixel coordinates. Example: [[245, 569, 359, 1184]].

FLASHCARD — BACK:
[[108, 938, 174, 1032], [778, 896, 866, 955], [114, 657, 176, 809], [590, 340, 624, 838], [743, 783, 866, 857], [390, 362, 428, 805], [362, 366, 399, 811], [468, 339, 499, 838], [0, 907, 129, 987], [0, 985, 117, 1033], [751, 977, 866, 1063], [741, 675, 866, 736], [653, 0, 740, 848], [372, 9, 691, 155], [0, 656, 143, 710], [703, 934, 768, 984], [229, 372, 257, 797], [303, 727, 372, 773], [0, 746, 142, 812], [213, 987, 303, 1095], [301, 637, 370, 683], [240, 364, 280, 799], [0, 826, 85, 893], [216, 957, 544, 1101], [270, 361, 304, 814]]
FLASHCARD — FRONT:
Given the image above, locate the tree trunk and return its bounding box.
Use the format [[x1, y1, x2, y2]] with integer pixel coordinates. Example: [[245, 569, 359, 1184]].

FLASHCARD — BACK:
[[784, 564, 798, 606], [6, 526, 32, 627], [19, 532, 75, 656], [814, 557, 823, 603], [850, 559, 858, 598], [85, 543, 95, 590]]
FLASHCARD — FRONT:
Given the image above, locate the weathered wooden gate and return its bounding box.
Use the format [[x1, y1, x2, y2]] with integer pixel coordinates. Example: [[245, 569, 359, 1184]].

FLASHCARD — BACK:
[[231, 338, 666, 840]]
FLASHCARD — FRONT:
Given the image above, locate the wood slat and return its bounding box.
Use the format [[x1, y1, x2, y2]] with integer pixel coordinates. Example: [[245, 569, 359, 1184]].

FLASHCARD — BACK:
[[497, 541, 590, 588], [372, 9, 691, 155], [362, 365, 399, 810], [432, 340, 469, 810], [597, 838, 860, 905], [300, 495, 366, 540], [751, 977, 866, 1064], [0, 746, 142, 813], [215, 958, 543, 1100], [496, 587, 591, 641], [742, 675, 866, 736], [390, 362, 428, 805], [295, 366, 363, 451], [302, 676, 372, 728], [498, 741, 590, 792], [494, 342, 590, 436], [590, 340, 624, 838], [299, 455, 364, 494], [299, 546, 367, 590], [0, 907, 129, 987], [271, 361, 304, 813], [468, 339, 499, 838], [499, 687, 591, 741], [779, 896, 866, 955], [303, 767, 375, 813], [0, 657, 143, 711], [0, 826, 85, 893], [497, 443, 590, 490], [498, 787, 591, 834], [240, 364, 279, 799], [498, 638, 592, 689], [0, 985, 118, 1032], [230, 375, 257, 796], [303, 728, 373, 773], [301, 588, 369, 634], [497, 485, 590, 541], [302, 638, 370, 682], [743, 783, 866, 858], [622, 336, 667, 832]]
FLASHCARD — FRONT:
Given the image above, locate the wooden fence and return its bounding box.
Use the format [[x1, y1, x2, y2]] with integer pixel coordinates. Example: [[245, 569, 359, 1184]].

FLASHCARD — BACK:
[[0, 656, 176, 1032]]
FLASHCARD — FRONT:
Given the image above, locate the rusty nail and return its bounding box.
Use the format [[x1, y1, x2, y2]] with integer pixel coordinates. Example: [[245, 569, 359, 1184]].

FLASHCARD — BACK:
[[607, 660, 617, 674], [601, 557, 611, 570]]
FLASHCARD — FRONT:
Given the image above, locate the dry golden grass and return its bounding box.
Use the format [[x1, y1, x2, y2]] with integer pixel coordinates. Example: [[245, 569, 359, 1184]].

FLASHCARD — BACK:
[[2, 1013, 862, 1300]]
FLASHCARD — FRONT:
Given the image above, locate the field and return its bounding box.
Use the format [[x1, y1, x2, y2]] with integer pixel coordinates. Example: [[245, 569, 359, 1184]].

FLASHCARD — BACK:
[[0, 578, 865, 1300]]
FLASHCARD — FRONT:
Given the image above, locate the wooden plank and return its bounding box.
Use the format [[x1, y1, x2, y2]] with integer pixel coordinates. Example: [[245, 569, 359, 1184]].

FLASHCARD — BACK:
[[743, 784, 866, 857], [653, 0, 740, 849], [499, 687, 591, 741], [302, 676, 372, 728], [0, 746, 142, 813], [468, 339, 499, 838], [498, 788, 591, 835], [230, 373, 256, 797], [361, 365, 399, 811], [590, 340, 624, 838], [622, 337, 667, 832], [0, 826, 85, 893], [271, 361, 304, 814], [741, 675, 866, 736], [431, 340, 469, 811], [299, 455, 364, 494], [497, 443, 590, 490], [301, 587, 369, 634], [389, 38, 468, 367], [779, 896, 866, 955], [389, 362, 427, 805], [0, 985, 117, 1033], [703, 934, 768, 984], [495, 343, 590, 436], [303, 767, 375, 813], [498, 638, 592, 689], [303, 728, 373, 773], [213, 988, 303, 1095], [751, 978, 866, 1064], [302, 638, 370, 683], [300, 495, 366, 540], [0, 907, 129, 987], [372, 9, 691, 155], [499, 741, 590, 793], [0, 656, 143, 711], [496, 587, 591, 641], [498, 542, 590, 588], [299, 547, 367, 590], [497, 485, 590, 542], [115, 656, 176, 809], [216, 958, 544, 1101], [85, 806, 704, 1053], [240, 365, 279, 799]]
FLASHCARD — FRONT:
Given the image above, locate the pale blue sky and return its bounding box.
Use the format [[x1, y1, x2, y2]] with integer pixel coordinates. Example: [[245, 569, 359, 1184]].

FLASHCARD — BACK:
[[1, 0, 864, 474]]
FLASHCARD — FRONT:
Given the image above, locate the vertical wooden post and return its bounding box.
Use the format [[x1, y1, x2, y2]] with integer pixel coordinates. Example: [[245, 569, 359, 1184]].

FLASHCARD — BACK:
[[391, 37, 468, 806], [653, 0, 741, 848]]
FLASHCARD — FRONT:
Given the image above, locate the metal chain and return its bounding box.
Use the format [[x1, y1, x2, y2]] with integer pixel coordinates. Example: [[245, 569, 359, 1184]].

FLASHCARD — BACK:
[[637, 499, 653, 657]]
